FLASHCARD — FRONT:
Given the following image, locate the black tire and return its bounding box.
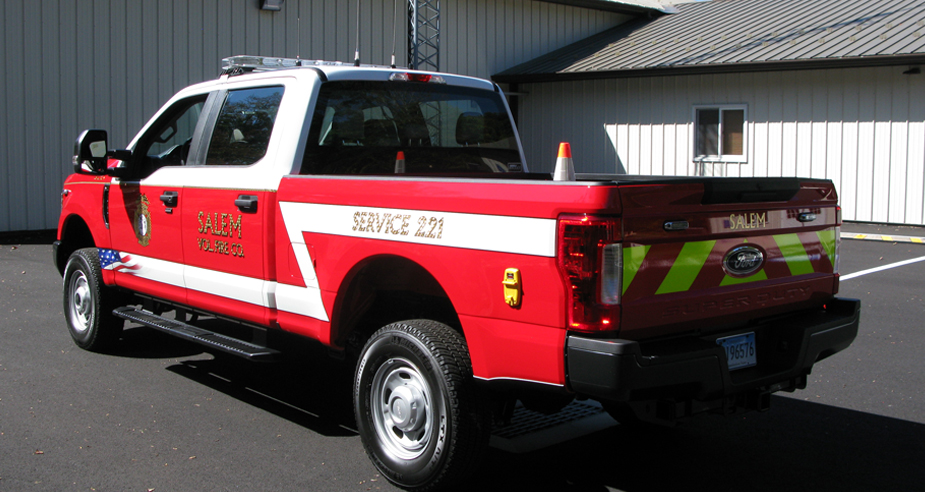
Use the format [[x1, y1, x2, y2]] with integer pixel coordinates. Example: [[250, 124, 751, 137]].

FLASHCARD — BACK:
[[62, 248, 125, 351], [354, 320, 490, 491]]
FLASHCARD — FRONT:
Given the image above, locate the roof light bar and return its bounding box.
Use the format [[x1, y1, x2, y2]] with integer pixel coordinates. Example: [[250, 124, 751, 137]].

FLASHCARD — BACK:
[[221, 55, 398, 73]]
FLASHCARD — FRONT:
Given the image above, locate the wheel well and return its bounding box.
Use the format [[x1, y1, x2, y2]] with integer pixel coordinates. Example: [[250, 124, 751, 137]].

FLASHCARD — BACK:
[[332, 255, 461, 353], [56, 216, 95, 275]]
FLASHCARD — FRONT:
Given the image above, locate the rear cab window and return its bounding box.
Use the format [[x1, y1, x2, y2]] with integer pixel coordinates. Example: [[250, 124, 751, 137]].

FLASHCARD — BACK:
[[205, 86, 285, 167], [301, 81, 523, 175]]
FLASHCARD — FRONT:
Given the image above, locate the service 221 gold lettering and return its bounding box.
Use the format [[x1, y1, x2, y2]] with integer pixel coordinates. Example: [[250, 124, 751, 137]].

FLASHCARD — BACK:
[[353, 211, 444, 240], [196, 211, 245, 258]]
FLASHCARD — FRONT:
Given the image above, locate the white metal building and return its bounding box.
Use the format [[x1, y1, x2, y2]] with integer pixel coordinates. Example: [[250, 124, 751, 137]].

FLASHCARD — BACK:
[[496, 0, 925, 225]]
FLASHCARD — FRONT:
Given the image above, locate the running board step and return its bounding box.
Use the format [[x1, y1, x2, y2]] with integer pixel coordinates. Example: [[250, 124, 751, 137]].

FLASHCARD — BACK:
[[113, 307, 279, 361]]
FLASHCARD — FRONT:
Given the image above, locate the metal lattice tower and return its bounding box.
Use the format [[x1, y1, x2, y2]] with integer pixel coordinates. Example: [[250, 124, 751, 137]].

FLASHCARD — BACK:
[[407, 0, 442, 143], [408, 0, 440, 72]]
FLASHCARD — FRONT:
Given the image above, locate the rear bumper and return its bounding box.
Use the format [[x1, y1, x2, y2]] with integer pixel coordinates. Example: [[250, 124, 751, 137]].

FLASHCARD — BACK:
[[566, 298, 860, 402]]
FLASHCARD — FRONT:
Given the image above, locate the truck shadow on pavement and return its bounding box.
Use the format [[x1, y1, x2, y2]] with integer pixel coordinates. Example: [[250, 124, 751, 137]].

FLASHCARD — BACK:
[[159, 337, 359, 439], [465, 396, 925, 492], [115, 326, 209, 359], [132, 332, 924, 492]]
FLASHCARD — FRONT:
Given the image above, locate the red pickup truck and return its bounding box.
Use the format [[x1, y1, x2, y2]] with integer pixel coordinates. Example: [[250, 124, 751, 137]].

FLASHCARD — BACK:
[[55, 56, 859, 491]]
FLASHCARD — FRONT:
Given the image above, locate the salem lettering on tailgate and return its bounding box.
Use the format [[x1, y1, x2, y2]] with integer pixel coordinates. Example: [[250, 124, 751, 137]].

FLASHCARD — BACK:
[[197, 211, 245, 258], [727, 212, 768, 230]]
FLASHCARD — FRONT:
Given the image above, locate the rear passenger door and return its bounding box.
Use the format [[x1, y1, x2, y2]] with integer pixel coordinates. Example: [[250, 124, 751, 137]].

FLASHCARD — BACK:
[[181, 86, 285, 326]]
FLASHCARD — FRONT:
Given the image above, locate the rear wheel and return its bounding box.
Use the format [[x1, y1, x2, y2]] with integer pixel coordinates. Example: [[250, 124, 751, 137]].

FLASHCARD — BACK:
[[62, 248, 124, 351], [354, 320, 489, 491]]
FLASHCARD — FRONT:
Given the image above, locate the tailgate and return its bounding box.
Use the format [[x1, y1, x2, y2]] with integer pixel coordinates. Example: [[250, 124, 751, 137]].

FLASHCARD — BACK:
[[617, 177, 839, 339]]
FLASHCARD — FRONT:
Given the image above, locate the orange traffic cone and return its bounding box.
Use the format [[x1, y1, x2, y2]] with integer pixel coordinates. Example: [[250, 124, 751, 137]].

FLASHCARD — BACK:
[[394, 151, 406, 174], [553, 142, 575, 181]]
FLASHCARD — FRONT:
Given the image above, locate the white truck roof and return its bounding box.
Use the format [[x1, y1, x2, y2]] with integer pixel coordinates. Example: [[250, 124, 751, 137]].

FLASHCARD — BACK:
[[218, 55, 497, 91]]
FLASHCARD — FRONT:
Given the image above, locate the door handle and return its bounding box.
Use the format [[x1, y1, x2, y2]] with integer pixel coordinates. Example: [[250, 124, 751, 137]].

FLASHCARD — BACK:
[[160, 191, 179, 207], [235, 195, 258, 213]]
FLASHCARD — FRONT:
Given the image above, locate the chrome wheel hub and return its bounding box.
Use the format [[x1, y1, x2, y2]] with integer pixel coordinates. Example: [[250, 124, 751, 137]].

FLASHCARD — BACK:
[[68, 271, 92, 333], [388, 384, 426, 433], [371, 357, 434, 460]]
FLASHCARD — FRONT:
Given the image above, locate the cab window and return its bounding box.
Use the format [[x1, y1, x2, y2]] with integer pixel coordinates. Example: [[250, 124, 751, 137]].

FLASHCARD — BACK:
[[302, 81, 522, 175], [205, 86, 284, 166], [133, 95, 207, 178]]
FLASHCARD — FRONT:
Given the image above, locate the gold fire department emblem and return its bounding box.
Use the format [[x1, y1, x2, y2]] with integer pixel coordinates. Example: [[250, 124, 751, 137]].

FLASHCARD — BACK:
[[134, 195, 152, 247]]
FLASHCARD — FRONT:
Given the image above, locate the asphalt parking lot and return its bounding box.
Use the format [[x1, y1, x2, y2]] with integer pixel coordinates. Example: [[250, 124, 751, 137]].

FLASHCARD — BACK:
[[1, 228, 924, 492]]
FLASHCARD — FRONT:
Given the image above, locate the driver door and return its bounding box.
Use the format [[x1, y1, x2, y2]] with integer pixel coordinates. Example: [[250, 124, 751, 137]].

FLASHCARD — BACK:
[[106, 93, 213, 305]]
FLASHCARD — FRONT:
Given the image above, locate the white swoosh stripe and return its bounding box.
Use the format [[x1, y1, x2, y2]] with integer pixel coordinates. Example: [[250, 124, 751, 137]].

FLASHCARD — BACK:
[[185, 264, 276, 308], [278, 202, 557, 257], [111, 203, 556, 325], [113, 253, 276, 308]]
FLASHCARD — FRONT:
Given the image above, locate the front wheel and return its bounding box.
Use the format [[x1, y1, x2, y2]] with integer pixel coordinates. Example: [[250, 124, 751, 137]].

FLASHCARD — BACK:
[[62, 248, 124, 351], [354, 320, 489, 491]]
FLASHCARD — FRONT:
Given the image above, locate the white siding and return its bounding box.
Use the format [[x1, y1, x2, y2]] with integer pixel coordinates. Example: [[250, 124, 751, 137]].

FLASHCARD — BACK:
[[517, 66, 925, 225], [1, 0, 627, 232]]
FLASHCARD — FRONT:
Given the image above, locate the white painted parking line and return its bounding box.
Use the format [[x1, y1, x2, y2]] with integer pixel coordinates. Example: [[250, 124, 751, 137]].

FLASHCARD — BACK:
[[840, 255, 925, 281]]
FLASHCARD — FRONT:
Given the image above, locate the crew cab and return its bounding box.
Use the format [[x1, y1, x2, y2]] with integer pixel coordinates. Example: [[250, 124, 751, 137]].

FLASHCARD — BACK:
[[54, 55, 860, 491]]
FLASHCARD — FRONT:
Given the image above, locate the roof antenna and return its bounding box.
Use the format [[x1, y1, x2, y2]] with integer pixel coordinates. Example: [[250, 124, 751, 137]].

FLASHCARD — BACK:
[[296, 11, 302, 65], [354, 0, 361, 66], [390, 0, 399, 68]]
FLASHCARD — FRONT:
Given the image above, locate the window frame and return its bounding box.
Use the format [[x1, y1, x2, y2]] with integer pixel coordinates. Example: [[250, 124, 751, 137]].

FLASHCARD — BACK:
[[691, 104, 748, 164]]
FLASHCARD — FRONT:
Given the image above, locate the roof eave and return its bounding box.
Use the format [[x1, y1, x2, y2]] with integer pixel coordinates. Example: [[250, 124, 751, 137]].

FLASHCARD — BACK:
[[493, 54, 925, 84], [533, 0, 666, 15]]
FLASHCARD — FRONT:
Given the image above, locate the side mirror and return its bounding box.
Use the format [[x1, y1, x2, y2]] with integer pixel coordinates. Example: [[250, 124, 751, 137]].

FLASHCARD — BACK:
[[73, 129, 109, 174]]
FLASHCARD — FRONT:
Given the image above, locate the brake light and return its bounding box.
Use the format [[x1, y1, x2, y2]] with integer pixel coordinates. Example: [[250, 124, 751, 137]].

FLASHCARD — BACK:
[[389, 72, 447, 84], [557, 215, 622, 333]]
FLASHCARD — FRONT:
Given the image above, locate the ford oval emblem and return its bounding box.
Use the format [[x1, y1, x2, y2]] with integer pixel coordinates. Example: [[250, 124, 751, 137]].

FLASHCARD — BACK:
[[723, 245, 764, 277]]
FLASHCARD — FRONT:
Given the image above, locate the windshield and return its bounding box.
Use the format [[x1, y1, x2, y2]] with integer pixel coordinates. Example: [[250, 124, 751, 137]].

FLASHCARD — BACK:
[[301, 81, 523, 175]]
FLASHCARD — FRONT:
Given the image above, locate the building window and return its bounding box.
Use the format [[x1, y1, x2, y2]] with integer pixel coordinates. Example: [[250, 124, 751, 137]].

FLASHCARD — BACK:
[[693, 105, 747, 162]]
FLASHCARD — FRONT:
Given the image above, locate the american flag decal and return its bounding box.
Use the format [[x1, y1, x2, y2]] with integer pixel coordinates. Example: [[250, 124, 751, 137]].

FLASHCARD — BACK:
[[98, 249, 141, 273]]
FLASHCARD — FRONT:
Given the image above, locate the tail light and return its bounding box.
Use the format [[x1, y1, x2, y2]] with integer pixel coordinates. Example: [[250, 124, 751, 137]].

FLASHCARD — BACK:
[[557, 215, 622, 333], [833, 206, 841, 294], [834, 206, 842, 275]]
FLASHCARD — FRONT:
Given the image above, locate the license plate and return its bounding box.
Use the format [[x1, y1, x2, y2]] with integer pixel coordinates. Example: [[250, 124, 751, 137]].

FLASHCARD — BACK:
[[717, 332, 756, 370]]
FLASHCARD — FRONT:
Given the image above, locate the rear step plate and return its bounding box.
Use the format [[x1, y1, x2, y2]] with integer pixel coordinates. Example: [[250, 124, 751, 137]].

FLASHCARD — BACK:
[[113, 307, 279, 361]]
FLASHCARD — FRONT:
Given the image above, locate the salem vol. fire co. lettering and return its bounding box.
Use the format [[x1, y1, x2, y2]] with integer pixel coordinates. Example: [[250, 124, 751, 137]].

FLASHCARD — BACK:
[[197, 211, 244, 258]]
